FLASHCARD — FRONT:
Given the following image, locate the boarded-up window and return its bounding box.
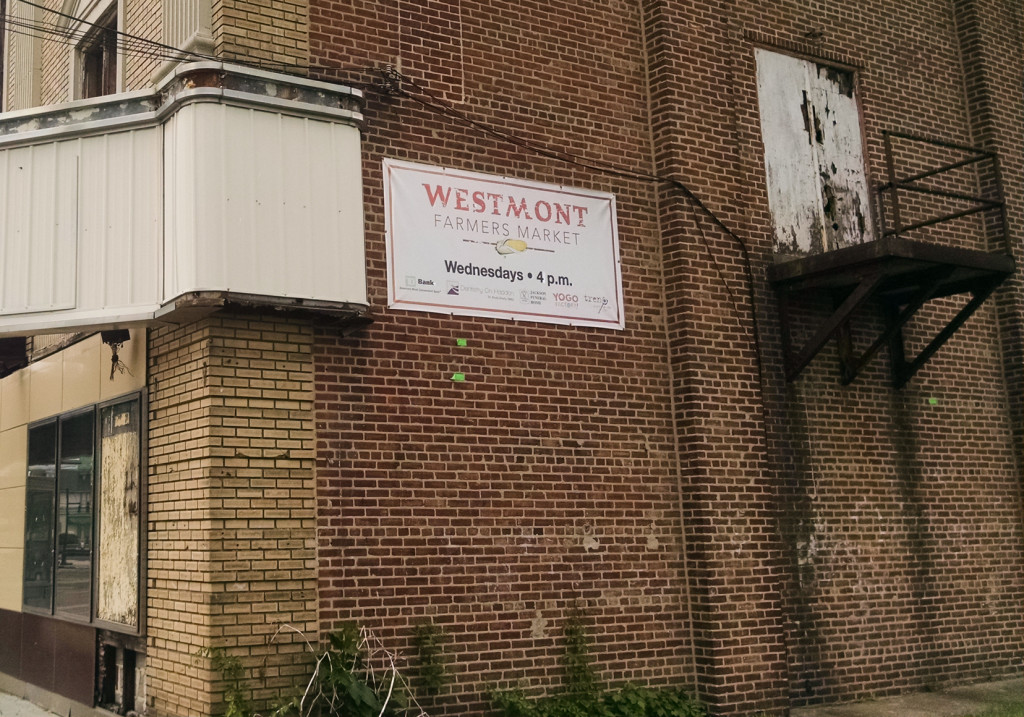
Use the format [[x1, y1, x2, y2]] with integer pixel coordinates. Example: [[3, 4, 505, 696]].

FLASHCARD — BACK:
[[97, 398, 141, 629], [756, 49, 874, 257]]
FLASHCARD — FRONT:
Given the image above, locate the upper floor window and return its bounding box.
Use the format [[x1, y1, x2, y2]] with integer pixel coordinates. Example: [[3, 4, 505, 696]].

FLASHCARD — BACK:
[[79, 7, 118, 98], [63, 0, 122, 99]]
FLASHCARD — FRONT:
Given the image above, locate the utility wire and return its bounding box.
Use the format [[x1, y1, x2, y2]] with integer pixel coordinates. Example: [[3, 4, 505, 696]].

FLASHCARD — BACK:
[[6, 2, 376, 78], [5, 3, 762, 338], [15, 0, 220, 63], [377, 67, 768, 396], [383, 68, 755, 319], [3, 5, 382, 91], [3, 12, 198, 64]]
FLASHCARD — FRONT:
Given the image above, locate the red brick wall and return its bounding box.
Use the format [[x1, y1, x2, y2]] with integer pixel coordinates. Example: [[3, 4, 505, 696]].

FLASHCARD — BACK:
[[307, 0, 1024, 715], [719, 0, 1024, 709], [643, 0, 790, 712], [310, 1, 697, 714]]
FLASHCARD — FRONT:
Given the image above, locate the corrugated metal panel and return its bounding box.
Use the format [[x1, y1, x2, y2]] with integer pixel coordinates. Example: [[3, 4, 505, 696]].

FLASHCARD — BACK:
[[76, 128, 163, 311], [164, 102, 366, 306], [0, 126, 163, 321], [756, 49, 874, 257], [0, 63, 366, 336], [0, 140, 78, 314]]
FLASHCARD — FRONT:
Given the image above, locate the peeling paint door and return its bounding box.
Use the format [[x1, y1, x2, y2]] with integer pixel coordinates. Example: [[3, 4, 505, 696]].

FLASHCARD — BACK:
[[756, 49, 874, 257]]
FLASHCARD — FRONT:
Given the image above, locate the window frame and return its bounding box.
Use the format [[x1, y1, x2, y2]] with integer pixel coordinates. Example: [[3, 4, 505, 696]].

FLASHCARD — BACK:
[[92, 393, 146, 635], [52, 404, 97, 622], [68, 0, 124, 100], [23, 417, 59, 616], [22, 391, 146, 637]]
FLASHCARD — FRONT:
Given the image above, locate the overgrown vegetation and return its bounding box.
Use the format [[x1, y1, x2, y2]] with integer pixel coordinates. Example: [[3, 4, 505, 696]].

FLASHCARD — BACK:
[[411, 620, 451, 698], [491, 603, 705, 717], [492, 682, 706, 717], [200, 647, 253, 717], [202, 624, 428, 717], [268, 623, 426, 717], [560, 604, 597, 697], [201, 609, 705, 717]]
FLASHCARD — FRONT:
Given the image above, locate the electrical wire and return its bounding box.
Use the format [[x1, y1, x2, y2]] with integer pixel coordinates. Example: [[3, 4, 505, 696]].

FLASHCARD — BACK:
[[384, 68, 756, 320], [4, 2, 763, 345], [3, 12, 199, 65], [14, 0, 221, 63], [4, 2, 380, 79], [378, 67, 769, 402]]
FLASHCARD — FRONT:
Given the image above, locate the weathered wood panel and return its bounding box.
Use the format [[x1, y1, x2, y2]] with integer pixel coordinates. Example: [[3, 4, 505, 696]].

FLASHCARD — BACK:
[[756, 49, 874, 258], [97, 399, 140, 629]]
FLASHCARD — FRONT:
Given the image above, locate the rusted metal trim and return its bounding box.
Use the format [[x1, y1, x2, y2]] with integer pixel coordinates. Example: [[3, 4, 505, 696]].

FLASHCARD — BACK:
[[883, 131, 903, 237], [884, 302, 908, 384], [884, 184, 998, 206], [769, 232, 1014, 385], [883, 204, 999, 236], [990, 153, 1012, 255], [884, 130, 998, 155], [832, 290, 856, 383], [779, 289, 795, 379], [768, 235, 1014, 289], [880, 153, 989, 187]]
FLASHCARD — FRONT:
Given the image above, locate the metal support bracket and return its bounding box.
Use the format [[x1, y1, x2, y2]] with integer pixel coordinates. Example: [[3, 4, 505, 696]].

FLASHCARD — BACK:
[[771, 238, 1014, 387], [770, 131, 1014, 389], [888, 277, 1003, 388]]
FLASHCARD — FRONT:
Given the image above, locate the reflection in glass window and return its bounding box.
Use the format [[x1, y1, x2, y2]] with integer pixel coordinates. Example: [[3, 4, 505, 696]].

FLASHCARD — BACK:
[[24, 422, 57, 611], [56, 411, 95, 618], [23, 396, 141, 629]]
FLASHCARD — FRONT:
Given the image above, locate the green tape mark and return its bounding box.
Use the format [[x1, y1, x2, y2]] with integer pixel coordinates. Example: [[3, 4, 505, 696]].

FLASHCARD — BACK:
[[928, 397, 939, 406], [456, 338, 468, 347], [451, 373, 466, 382]]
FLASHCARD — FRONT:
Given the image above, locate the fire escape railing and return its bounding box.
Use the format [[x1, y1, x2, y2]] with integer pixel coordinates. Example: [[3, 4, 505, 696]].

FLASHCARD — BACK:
[[877, 131, 1009, 252], [769, 132, 1015, 388]]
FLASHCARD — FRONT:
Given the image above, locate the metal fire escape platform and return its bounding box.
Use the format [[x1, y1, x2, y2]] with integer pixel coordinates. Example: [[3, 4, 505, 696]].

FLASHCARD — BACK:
[[769, 132, 1015, 388]]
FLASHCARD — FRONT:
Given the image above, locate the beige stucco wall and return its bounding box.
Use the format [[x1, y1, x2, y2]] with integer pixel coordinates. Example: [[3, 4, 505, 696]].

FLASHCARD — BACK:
[[0, 331, 146, 611]]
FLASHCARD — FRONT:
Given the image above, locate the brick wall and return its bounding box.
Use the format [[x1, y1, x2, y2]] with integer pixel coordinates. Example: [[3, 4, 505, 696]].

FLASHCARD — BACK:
[[955, 0, 1024, 479], [147, 316, 318, 716], [37, 0, 67, 106], [310, 1, 698, 714], [308, 0, 1024, 715], [723, 0, 1024, 709], [124, 0, 162, 90], [212, 0, 309, 69], [29, 0, 162, 105], [2, 0, 1021, 714]]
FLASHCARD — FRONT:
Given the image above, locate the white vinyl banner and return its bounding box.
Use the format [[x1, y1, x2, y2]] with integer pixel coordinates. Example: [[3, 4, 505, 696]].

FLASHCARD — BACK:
[[383, 159, 624, 329]]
